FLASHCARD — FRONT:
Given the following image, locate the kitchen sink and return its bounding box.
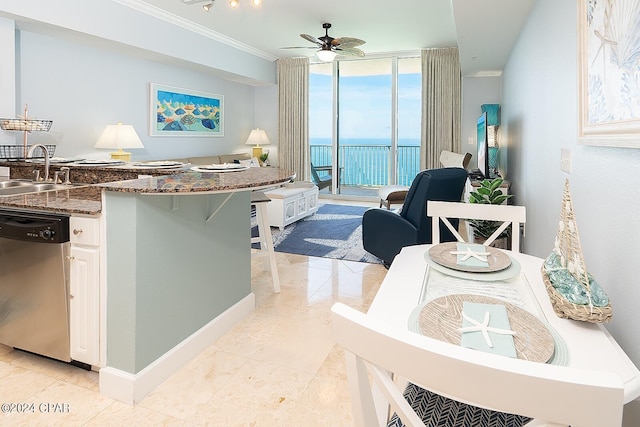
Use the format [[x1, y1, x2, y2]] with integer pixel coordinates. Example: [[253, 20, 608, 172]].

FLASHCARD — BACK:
[[0, 180, 86, 196], [0, 179, 34, 189]]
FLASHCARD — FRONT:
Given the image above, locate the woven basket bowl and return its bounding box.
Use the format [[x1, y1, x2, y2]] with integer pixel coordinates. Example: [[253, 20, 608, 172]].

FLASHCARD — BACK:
[[541, 267, 612, 324]]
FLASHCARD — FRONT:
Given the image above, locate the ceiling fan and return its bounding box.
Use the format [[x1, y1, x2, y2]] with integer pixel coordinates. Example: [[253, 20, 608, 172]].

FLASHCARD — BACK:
[[282, 23, 365, 61]]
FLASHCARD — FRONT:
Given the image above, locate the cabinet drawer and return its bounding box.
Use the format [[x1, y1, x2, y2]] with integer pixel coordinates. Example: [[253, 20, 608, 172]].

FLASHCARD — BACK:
[[70, 216, 100, 246]]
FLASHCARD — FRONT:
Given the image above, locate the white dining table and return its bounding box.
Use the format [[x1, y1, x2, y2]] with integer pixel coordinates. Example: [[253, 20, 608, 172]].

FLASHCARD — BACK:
[[366, 244, 640, 404]]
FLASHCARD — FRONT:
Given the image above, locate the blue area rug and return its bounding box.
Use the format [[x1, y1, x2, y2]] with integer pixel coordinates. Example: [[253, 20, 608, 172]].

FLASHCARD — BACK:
[[269, 204, 382, 264]]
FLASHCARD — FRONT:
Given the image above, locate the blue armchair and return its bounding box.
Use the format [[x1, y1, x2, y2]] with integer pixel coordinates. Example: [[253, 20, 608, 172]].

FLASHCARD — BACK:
[[362, 167, 468, 266]]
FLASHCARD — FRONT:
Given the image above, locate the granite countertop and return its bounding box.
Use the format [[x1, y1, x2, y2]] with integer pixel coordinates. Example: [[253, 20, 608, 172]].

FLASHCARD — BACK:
[[0, 185, 103, 215], [98, 168, 295, 194], [0, 166, 295, 216]]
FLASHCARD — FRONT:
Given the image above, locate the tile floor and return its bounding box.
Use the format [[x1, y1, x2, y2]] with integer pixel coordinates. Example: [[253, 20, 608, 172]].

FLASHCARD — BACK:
[[0, 220, 387, 426]]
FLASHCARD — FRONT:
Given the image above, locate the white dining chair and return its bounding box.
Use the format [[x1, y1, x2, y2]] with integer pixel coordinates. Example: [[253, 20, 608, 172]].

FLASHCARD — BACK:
[[331, 302, 624, 427], [428, 200, 526, 252]]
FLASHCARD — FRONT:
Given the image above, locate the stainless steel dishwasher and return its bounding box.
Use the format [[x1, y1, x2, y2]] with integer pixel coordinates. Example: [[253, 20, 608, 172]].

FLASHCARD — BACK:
[[0, 208, 71, 362]]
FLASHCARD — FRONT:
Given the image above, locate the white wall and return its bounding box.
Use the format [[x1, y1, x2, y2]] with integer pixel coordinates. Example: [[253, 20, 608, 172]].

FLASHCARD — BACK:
[[461, 76, 502, 171], [16, 30, 256, 161], [503, 0, 640, 378], [0, 0, 275, 85], [0, 16, 15, 145]]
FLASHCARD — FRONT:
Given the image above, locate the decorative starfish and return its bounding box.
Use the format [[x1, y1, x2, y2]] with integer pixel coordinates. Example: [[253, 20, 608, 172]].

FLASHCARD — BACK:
[[449, 247, 489, 262], [458, 311, 516, 348]]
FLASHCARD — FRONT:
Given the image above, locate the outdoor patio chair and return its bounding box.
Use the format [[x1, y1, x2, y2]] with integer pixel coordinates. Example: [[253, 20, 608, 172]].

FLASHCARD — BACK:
[[311, 163, 332, 191]]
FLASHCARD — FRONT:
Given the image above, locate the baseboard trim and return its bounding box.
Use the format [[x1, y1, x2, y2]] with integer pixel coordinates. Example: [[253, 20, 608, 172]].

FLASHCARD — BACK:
[[99, 293, 255, 405]]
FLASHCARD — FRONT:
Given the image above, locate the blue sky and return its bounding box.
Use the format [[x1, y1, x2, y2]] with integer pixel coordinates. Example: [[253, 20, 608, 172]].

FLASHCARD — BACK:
[[309, 72, 421, 140]]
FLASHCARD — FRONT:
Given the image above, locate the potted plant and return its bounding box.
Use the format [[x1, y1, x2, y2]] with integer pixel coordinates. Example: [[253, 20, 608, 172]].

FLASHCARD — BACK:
[[467, 178, 512, 247], [259, 150, 270, 166]]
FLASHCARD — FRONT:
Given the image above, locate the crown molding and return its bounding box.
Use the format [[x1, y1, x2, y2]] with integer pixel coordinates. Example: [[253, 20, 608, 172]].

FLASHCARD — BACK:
[[113, 0, 278, 62]]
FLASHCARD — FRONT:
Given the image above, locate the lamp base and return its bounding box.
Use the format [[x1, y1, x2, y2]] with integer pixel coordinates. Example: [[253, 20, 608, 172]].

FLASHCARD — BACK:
[[252, 146, 263, 159], [110, 149, 131, 162]]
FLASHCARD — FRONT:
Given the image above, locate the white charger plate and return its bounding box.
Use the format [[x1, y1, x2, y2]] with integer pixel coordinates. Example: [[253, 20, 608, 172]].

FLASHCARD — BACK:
[[74, 159, 125, 166], [190, 164, 249, 172], [131, 161, 186, 168]]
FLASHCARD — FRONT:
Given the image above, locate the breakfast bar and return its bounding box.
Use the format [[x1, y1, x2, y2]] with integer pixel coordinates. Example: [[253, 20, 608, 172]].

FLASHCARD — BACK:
[[97, 168, 295, 404], [0, 165, 295, 404]]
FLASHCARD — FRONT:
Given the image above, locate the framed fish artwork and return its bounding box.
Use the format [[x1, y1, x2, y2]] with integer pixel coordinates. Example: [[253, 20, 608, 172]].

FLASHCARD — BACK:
[[150, 83, 224, 137], [578, 0, 640, 147]]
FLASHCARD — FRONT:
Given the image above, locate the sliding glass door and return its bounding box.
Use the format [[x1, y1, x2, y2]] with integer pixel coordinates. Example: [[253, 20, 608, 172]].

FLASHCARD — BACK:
[[310, 56, 421, 197]]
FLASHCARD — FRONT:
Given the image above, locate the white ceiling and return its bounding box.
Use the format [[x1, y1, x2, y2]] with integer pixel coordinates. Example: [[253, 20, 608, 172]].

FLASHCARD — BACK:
[[130, 0, 536, 76]]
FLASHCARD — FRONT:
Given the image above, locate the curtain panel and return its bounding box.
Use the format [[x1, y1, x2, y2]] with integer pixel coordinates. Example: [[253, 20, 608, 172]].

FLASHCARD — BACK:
[[421, 47, 462, 170], [277, 57, 309, 182]]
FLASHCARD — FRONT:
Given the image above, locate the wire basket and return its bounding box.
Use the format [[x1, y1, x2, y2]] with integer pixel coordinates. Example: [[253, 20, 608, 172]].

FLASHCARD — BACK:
[[0, 145, 56, 160], [0, 118, 53, 132]]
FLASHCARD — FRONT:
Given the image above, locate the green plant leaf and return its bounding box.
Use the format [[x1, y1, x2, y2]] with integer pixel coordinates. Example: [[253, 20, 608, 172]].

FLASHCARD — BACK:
[[488, 178, 504, 191], [491, 194, 511, 205], [476, 187, 491, 196], [469, 194, 484, 204]]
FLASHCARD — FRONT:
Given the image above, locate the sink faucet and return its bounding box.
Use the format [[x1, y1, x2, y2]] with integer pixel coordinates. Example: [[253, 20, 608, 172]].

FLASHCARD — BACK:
[[26, 144, 50, 182], [53, 167, 71, 185]]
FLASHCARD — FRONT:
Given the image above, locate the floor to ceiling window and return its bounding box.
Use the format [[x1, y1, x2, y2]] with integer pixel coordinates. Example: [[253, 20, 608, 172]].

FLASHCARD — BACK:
[[309, 56, 421, 197]]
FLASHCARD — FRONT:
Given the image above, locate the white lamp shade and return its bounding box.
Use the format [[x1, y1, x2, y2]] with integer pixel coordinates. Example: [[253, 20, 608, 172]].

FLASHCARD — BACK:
[[95, 123, 144, 149], [245, 128, 270, 146], [316, 49, 336, 62]]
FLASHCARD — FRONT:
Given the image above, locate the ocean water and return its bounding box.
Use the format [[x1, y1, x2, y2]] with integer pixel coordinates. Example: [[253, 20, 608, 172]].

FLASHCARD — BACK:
[[310, 138, 420, 146], [310, 138, 421, 186]]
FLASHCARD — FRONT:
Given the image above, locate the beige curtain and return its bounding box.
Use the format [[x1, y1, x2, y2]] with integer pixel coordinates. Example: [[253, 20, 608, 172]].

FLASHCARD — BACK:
[[421, 47, 462, 170], [277, 57, 309, 182]]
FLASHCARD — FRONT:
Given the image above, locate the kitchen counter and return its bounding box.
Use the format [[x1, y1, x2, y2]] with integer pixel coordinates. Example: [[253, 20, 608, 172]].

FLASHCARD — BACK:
[[0, 185, 103, 215], [99, 167, 298, 404], [97, 167, 295, 194], [0, 166, 295, 215], [0, 161, 297, 405]]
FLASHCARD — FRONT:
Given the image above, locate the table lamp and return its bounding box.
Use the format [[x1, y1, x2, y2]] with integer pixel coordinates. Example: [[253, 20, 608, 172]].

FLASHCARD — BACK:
[[245, 128, 270, 159], [94, 122, 144, 161]]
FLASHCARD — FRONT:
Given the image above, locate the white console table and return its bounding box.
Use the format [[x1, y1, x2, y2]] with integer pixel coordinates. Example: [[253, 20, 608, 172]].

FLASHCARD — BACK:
[[264, 182, 319, 230]]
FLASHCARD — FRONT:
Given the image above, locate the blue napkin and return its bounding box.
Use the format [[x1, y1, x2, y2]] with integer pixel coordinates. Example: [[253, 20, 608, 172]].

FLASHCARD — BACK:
[[460, 302, 517, 358], [455, 243, 489, 268]]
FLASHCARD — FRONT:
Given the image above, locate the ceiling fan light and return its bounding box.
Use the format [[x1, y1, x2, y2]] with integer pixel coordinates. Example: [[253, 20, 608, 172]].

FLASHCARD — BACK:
[[228, 0, 239, 8], [251, 0, 261, 6], [203, 2, 214, 11], [316, 49, 336, 62]]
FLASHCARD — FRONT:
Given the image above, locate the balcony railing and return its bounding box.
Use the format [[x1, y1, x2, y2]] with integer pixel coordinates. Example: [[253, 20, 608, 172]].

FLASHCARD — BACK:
[[311, 145, 420, 187]]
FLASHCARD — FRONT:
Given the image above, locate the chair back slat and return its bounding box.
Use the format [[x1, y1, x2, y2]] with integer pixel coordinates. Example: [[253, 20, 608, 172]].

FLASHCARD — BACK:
[[331, 302, 624, 427], [428, 201, 526, 252]]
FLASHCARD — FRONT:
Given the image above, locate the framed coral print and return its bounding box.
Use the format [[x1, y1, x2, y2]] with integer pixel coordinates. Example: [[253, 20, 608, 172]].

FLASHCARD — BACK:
[[578, 0, 640, 147], [150, 84, 224, 137]]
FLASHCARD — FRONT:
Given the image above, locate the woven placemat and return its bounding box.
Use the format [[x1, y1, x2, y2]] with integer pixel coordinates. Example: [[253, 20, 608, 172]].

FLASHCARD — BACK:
[[418, 294, 555, 363], [428, 242, 512, 273]]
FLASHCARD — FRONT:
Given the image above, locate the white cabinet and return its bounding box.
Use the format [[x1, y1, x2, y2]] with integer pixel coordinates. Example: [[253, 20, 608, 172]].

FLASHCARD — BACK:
[[69, 216, 101, 366], [264, 183, 319, 230]]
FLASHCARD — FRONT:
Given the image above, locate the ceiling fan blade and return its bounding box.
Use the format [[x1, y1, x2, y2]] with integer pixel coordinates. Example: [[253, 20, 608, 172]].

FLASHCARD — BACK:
[[300, 33, 322, 45], [334, 41, 365, 49], [332, 37, 365, 47], [335, 47, 366, 57]]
